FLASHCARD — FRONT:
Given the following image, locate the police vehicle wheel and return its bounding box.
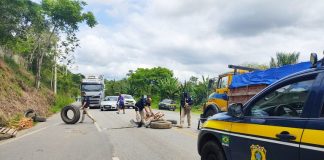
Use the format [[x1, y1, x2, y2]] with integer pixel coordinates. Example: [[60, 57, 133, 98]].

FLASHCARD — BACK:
[[201, 141, 225, 160], [61, 105, 80, 124]]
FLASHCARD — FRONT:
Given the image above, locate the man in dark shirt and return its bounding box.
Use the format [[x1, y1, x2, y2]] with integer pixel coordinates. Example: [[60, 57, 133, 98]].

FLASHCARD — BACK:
[[180, 92, 193, 128], [135, 96, 147, 127], [80, 92, 96, 123]]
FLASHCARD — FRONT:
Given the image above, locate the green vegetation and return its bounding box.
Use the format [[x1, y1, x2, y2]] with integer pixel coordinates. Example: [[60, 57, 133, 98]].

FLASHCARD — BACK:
[[105, 67, 213, 111], [50, 94, 75, 113], [270, 52, 300, 67], [0, 0, 97, 126]]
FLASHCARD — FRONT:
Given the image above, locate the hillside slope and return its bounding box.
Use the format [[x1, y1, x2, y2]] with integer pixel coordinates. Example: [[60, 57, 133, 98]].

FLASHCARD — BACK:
[[0, 58, 54, 126]]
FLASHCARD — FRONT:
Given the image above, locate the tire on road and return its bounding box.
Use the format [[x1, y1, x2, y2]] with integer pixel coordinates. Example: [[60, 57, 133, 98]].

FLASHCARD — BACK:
[[61, 105, 80, 124], [33, 116, 46, 122], [24, 109, 36, 118], [166, 119, 177, 125], [150, 121, 172, 129]]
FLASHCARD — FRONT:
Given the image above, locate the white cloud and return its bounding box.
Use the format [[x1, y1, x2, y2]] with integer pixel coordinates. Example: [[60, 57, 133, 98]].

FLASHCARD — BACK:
[[72, 0, 324, 81]]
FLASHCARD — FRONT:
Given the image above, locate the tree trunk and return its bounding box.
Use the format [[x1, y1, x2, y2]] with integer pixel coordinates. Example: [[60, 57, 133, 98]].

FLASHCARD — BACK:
[[34, 26, 57, 89], [28, 34, 41, 70], [54, 55, 57, 95], [35, 49, 44, 89]]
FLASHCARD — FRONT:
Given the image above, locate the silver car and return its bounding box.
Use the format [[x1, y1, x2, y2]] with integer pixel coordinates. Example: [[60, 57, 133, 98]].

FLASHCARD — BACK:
[[100, 96, 118, 111]]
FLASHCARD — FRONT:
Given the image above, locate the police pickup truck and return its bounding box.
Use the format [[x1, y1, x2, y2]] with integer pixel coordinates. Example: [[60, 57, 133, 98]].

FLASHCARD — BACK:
[[198, 53, 324, 160]]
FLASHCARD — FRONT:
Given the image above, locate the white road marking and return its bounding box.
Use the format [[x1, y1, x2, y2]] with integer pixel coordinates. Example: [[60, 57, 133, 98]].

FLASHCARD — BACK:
[[94, 122, 102, 132], [112, 157, 120, 160], [0, 122, 60, 146]]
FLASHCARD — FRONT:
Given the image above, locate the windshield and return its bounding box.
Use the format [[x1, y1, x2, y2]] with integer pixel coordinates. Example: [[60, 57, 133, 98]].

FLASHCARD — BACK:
[[162, 99, 172, 103], [104, 96, 118, 101], [217, 76, 229, 89], [124, 95, 133, 99], [81, 84, 103, 91]]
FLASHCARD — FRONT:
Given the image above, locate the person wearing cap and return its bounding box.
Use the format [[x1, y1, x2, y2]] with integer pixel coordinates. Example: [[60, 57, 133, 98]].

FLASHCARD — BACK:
[[80, 92, 96, 123], [180, 92, 193, 128]]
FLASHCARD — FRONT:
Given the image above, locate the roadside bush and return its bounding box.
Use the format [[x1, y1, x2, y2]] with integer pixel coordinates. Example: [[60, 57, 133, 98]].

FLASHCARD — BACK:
[[50, 95, 74, 113]]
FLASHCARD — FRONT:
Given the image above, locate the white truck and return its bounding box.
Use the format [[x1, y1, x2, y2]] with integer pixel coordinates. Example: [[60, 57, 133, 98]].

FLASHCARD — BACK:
[[81, 75, 105, 109]]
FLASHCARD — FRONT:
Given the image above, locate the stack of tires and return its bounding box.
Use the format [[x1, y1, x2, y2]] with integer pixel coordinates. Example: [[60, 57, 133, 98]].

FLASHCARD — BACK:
[[150, 120, 177, 129], [24, 109, 46, 122]]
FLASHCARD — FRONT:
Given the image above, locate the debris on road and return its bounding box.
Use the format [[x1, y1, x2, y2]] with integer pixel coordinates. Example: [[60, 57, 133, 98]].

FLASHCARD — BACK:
[[24, 109, 47, 123], [150, 121, 172, 129], [18, 118, 33, 129], [0, 127, 18, 141], [130, 112, 176, 129], [61, 105, 80, 124]]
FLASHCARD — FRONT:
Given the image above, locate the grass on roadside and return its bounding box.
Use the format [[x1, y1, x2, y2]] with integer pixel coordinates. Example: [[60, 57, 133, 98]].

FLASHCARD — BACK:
[[50, 94, 74, 113]]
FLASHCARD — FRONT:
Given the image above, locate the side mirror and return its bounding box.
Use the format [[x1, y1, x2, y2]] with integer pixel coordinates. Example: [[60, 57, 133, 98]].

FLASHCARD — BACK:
[[310, 53, 318, 68], [228, 103, 244, 118]]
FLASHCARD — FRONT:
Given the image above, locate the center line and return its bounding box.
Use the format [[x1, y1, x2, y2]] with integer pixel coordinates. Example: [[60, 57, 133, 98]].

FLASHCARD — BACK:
[[94, 122, 102, 132]]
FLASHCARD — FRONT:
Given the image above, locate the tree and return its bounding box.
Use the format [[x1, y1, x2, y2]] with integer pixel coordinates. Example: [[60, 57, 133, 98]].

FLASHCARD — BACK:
[[32, 0, 97, 89], [157, 78, 180, 99], [270, 52, 300, 68], [128, 67, 174, 97]]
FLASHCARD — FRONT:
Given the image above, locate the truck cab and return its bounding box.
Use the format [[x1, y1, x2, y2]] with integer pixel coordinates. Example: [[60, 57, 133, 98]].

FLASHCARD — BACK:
[[198, 53, 324, 160], [81, 75, 105, 109]]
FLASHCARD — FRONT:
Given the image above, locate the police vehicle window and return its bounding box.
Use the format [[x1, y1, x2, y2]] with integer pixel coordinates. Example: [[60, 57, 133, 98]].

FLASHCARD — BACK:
[[218, 76, 229, 88], [250, 79, 314, 117]]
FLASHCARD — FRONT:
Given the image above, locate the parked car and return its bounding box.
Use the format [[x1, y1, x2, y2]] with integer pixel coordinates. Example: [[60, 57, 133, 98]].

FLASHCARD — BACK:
[[158, 99, 176, 111], [100, 96, 118, 111], [122, 94, 136, 108]]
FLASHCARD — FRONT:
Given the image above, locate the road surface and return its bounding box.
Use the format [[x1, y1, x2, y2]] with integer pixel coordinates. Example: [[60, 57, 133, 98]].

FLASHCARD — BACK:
[[0, 107, 201, 160]]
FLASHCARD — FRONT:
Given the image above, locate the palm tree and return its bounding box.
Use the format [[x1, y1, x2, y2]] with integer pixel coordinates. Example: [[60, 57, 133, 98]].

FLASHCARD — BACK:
[[270, 52, 300, 68]]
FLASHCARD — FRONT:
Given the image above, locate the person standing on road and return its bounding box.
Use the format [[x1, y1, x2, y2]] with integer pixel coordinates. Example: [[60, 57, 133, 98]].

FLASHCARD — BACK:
[[135, 95, 147, 127], [180, 92, 193, 128], [80, 92, 96, 123], [117, 93, 125, 114], [145, 95, 154, 117]]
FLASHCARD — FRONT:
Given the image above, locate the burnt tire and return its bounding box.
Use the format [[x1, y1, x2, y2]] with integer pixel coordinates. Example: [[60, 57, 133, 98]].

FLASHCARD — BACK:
[[24, 109, 36, 118], [33, 116, 46, 122], [61, 105, 80, 124], [167, 119, 177, 125], [201, 141, 225, 160], [150, 121, 172, 129]]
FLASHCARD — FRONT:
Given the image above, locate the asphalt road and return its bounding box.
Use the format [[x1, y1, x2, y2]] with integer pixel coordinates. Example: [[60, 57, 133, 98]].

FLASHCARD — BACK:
[[0, 106, 201, 160]]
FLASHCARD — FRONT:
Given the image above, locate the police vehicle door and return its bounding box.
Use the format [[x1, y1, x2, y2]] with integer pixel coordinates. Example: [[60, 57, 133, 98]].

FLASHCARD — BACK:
[[230, 73, 317, 160], [300, 72, 324, 160]]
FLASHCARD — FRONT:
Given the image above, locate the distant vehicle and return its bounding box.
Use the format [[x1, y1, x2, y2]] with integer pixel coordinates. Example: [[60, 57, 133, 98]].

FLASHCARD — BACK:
[[100, 96, 118, 111], [81, 75, 105, 109], [158, 99, 176, 111], [122, 94, 136, 108]]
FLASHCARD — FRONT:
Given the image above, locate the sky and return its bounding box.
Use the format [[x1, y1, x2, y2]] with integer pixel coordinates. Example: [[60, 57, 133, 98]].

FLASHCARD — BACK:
[[65, 0, 324, 81]]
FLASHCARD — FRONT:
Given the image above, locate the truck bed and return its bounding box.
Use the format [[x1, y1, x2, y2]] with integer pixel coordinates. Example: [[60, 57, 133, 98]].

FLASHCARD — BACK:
[[228, 84, 267, 104]]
